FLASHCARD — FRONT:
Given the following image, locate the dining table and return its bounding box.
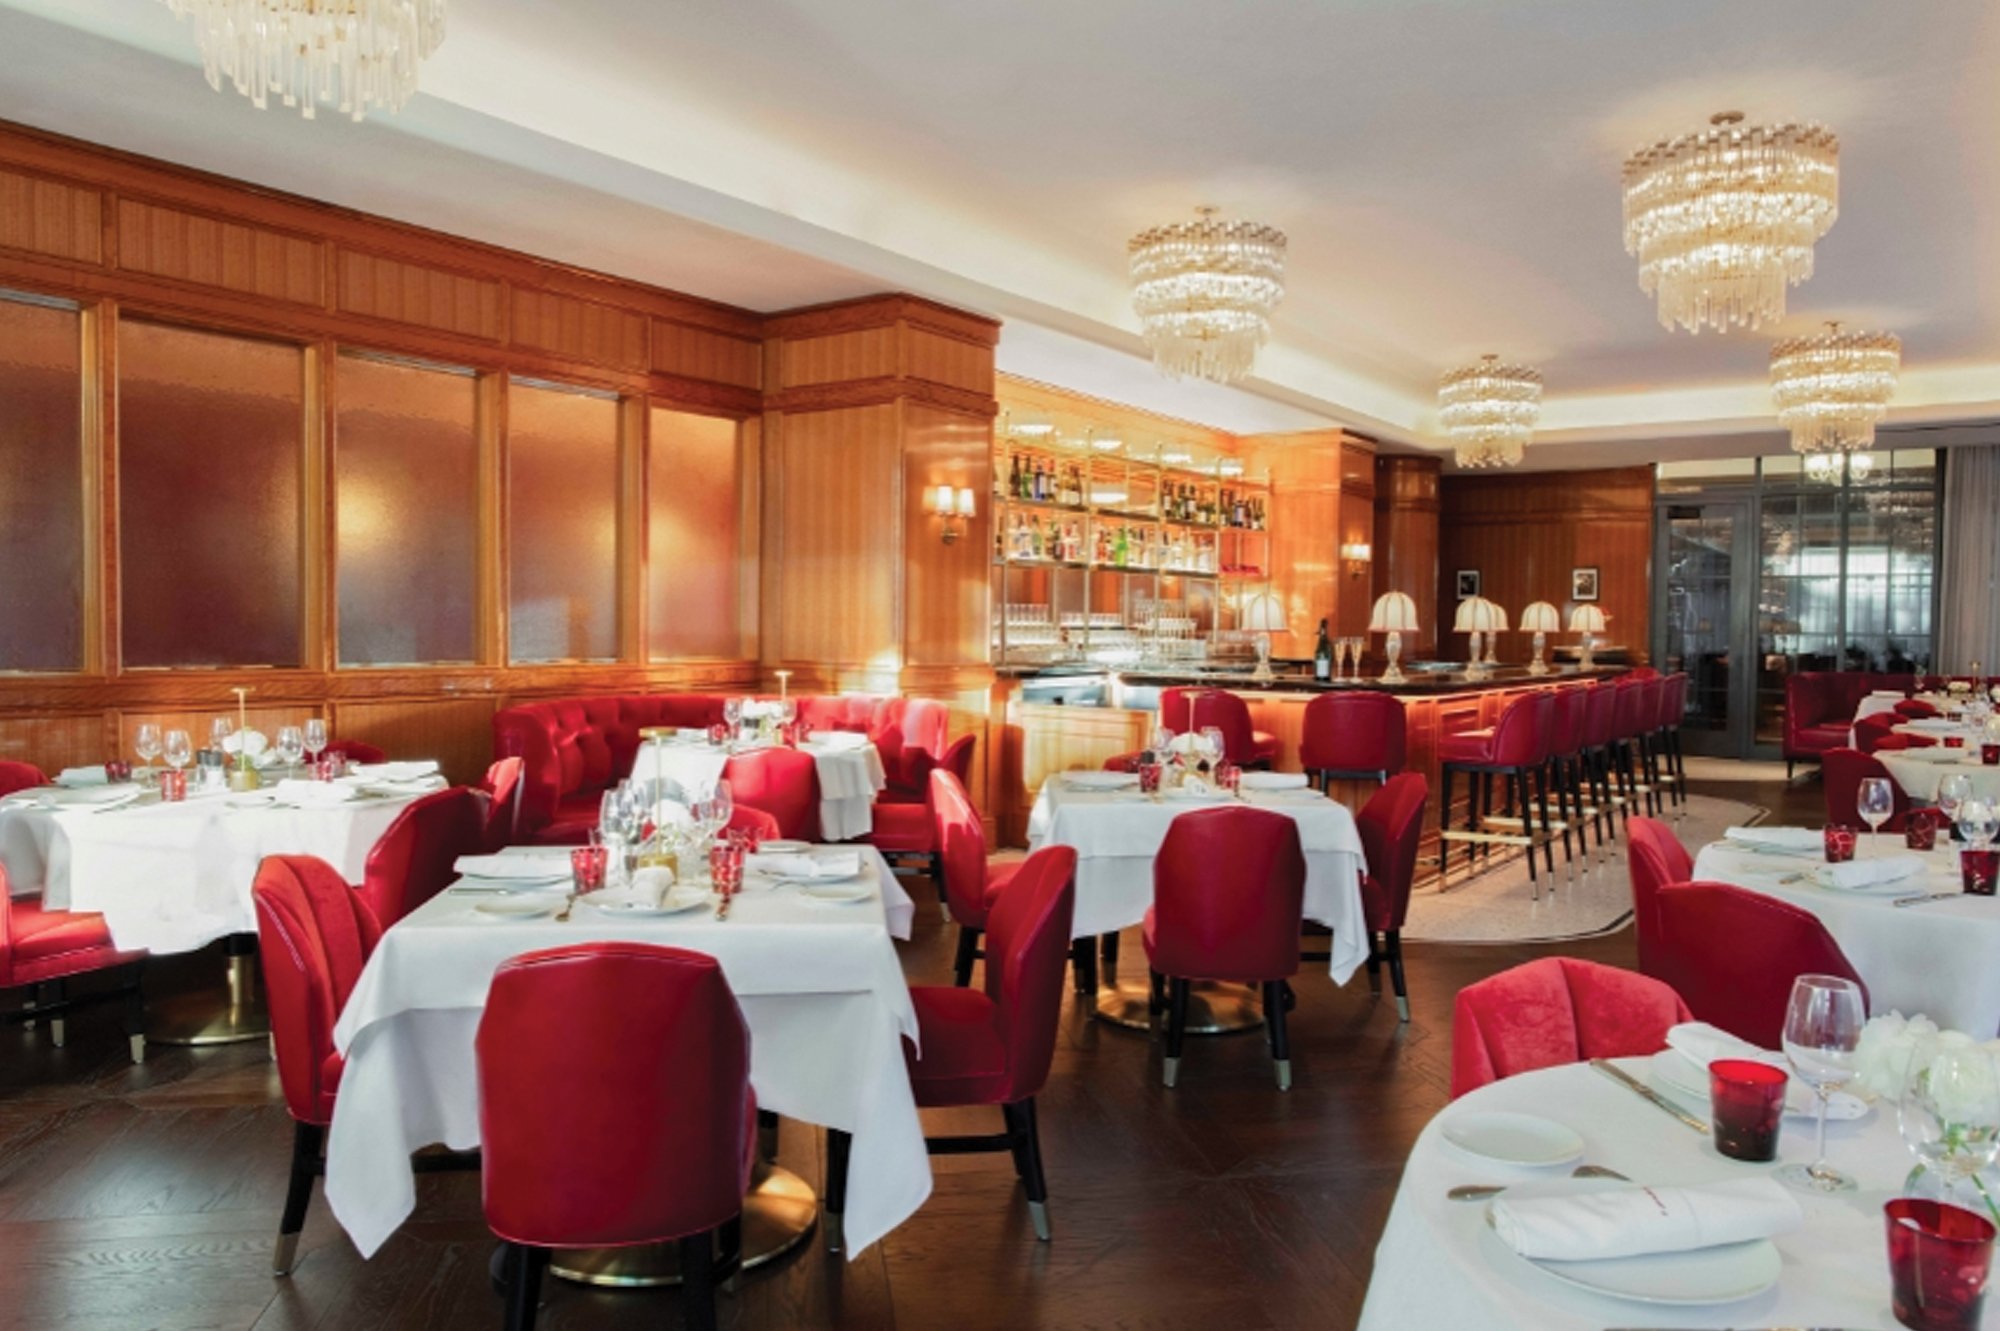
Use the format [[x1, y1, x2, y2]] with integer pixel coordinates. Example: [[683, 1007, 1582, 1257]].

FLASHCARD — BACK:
[[627, 731, 887, 841], [1877, 745, 2000, 804], [1359, 1055, 1954, 1330], [323, 844, 928, 1267], [1692, 831, 2000, 1035]]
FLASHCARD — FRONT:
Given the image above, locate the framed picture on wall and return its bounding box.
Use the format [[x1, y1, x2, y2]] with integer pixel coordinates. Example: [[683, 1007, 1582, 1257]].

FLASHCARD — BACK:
[[1455, 570, 1480, 600], [1572, 567, 1601, 602]]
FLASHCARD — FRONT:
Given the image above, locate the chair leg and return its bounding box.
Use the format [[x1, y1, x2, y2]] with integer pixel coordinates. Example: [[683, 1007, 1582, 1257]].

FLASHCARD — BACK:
[[1465, 770, 1483, 872], [1163, 978, 1190, 1088], [1002, 1098, 1052, 1240], [1262, 980, 1292, 1091], [1147, 967, 1167, 1018], [501, 1242, 547, 1331], [1100, 930, 1120, 971], [1385, 931, 1410, 1023], [1069, 936, 1098, 997], [757, 1108, 780, 1162], [953, 925, 981, 987], [1533, 764, 1555, 875], [1437, 765, 1454, 873], [274, 1120, 325, 1276], [1511, 771, 1537, 886], [43, 979, 65, 1048], [124, 967, 146, 1064], [824, 1128, 852, 1254], [1364, 931, 1383, 993], [680, 1229, 718, 1331]]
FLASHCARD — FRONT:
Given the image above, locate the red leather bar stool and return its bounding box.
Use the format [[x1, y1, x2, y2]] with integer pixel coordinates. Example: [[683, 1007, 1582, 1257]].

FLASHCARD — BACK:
[[826, 844, 1077, 1247], [1540, 686, 1591, 872], [1, 864, 147, 1061], [1821, 747, 1912, 831], [1650, 673, 1689, 814], [1159, 687, 1281, 768], [479, 757, 524, 851], [1451, 957, 1691, 1098], [1578, 682, 1624, 846], [478, 943, 754, 1331], [1437, 692, 1554, 891], [1354, 774, 1427, 1022], [1606, 677, 1654, 819], [724, 746, 821, 842], [1146, 806, 1307, 1090], [1655, 882, 1869, 1048], [360, 786, 489, 928], [1298, 692, 1407, 788]]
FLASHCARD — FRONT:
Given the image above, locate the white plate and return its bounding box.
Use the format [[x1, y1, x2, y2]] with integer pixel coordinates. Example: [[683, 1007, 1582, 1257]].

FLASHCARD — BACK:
[[1486, 1177, 1781, 1306], [1648, 1050, 1868, 1121], [474, 897, 559, 920], [459, 874, 571, 890], [1161, 785, 1225, 802], [1246, 788, 1326, 804], [1063, 772, 1139, 790], [760, 839, 812, 854], [587, 891, 709, 916], [800, 880, 875, 903], [1440, 1111, 1585, 1168], [1237, 771, 1309, 792], [36, 785, 141, 808]]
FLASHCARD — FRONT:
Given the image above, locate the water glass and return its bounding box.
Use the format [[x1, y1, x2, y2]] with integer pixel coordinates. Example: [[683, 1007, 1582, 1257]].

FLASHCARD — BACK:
[[1709, 1059, 1787, 1162], [159, 769, 187, 802], [1778, 973, 1866, 1193], [1984, 744, 2000, 767], [1941, 775, 1974, 841], [276, 725, 305, 773], [1963, 849, 1999, 897], [1137, 761, 1162, 794], [709, 841, 745, 894], [1947, 733, 1968, 750], [314, 754, 345, 782], [1960, 798, 1999, 850], [1216, 760, 1241, 794], [1824, 823, 1858, 863], [707, 723, 730, 747], [1907, 809, 1940, 852], [569, 845, 609, 894], [1886, 1199, 1996, 1331], [209, 717, 234, 754]]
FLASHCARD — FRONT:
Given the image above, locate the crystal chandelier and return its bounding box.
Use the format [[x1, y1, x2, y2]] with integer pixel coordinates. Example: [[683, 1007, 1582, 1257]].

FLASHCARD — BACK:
[[1622, 111, 1839, 333], [1128, 207, 1286, 383], [1770, 322, 1900, 454], [1805, 451, 1874, 483], [158, 0, 448, 122], [1438, 355, 1543, 468]]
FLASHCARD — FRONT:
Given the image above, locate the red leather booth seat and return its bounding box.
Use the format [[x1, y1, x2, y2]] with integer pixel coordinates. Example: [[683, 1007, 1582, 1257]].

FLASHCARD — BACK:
[[494, 692, 953, 844], [1782, 671, 1915, 775]]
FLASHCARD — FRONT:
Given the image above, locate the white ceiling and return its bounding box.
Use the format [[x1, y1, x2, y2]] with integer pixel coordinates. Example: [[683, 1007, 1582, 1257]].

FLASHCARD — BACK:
[[4, 0, 1999, 462]]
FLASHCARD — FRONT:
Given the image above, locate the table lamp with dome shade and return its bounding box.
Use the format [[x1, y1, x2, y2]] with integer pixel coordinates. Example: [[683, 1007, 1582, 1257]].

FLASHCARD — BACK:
[[1569, 603, 1609, 669], [1369, 592, 1420, 684], [1239, 589, 1288, 682], [1519, 601, 1561, 674], [1452, 596, 1502, 675]]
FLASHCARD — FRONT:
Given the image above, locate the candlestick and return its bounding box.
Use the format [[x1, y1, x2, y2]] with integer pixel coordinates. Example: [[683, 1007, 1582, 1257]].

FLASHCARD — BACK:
[[774, 670, 792, 701], [228, 686, 261, 791]]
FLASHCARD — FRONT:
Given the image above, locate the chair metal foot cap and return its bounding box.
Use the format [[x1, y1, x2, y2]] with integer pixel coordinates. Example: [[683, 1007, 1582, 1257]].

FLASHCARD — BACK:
[[1396, 997, 1411, 1023], [1162, 1057, 1180, 1089], [1275, 1059, 1292, 1092], [129, 1034, 146, 1064], [1028, 1201, 1051, 1242], [824, 1214, 845, 1255], [50, 1017, 64, 1048], [272, 1231, 301, 1276]]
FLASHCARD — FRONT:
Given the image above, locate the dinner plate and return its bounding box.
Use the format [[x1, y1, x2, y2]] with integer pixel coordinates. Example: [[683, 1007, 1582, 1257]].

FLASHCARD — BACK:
[[35, 785, 141, 808], [1161, 785, 1225, 802], [800, 880, 875, 903], [760, 839, 812, 854], [459, 873, 571, 890], [474, 897, 559, 920], [1648, 1049, 1867, 1121], [1063, 772, 1139, 790], [587, 891, 709, 916], [1440, 1111, 1585, 1168], [1484, 1177, 1781, 1306]]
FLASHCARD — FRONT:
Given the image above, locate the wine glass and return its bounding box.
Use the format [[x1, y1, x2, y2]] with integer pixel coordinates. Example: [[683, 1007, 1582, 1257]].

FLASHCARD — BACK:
[[1899, 1040, 2000, 1211], [303, 718, 327, 766], [209, 717, 234, 759], [709, 779, 734, 838], [1777, 973, 1867, 1193], [1149, 726, 1174, 764], [1199, 726, 1226, 774], [723, 697, 744, 737], [162, 728, 193, 775], [1959, 797, 1999, 850], [134, 724, 163, 784], [1940, 773, 1974, 842], [276, 725, 305, 776], [1857, 776, 1896, 850]]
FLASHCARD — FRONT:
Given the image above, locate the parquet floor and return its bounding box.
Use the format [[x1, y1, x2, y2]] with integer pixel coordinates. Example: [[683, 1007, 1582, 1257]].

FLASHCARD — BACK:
[[0, 767, 1820, 1331]]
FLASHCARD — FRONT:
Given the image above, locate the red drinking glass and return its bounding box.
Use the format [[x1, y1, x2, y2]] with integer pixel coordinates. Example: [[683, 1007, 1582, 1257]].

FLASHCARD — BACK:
[[707, 723, 730, 747], [159, 769, 187, 802], [1137, 762, 1162, 794], [1886, 1198, 1997, 1331], [1983, 744, 1999, 767], [1708, 1059, 1786, 1162], [1963, 849, 1999, 897], [104, 760, 132, 784], [1216, 761, 1241, 793], [709, 842, 745, 894], [569, 845, 609, 894], [780, 721, 800, 748], [1907, 809, 1940, 852], [1824, 823, 1858, 864], [1947, 735, 1967, 749], [315, 754, 345, 782]]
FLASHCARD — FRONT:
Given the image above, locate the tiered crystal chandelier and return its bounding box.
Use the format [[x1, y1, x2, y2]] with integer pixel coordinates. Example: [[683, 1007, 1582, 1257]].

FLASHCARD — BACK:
[[1621, 112, 1839, 333], [1770, 322, 1901, 454], [158, 0, 448, 122], [1128, 207, 1287, 383], [1438, 355, 1544, 468]]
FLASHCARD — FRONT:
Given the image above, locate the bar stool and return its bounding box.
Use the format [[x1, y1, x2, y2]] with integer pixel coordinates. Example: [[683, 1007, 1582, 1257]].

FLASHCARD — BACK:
[[1653, 673, 1689, 815], [1540, 686, 1591, 872], [1437, 692, 1554, 892], [1298, 692, 1407, 788], [1579, 681, 1623, 847], [1608, 678, 1658, 819]]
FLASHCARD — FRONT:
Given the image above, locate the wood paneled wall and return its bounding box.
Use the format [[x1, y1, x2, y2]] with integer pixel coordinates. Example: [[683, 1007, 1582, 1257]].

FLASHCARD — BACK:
[[1436, 465, 1656, 666], [1373, 456, 1443, 658], [1245, 431, 1378, 654]]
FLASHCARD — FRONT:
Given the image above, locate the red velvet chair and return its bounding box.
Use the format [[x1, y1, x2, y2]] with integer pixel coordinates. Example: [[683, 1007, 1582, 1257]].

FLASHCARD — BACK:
[[1783, 671, 1916, 778], [0, 760, 47, 797], [827, 843, 1077, 1248], [727, 805, 781, 841], [478, 943, 754, 1331], [1355, 773, 1427, 1022], [491, 694, 727, 844], [1542, 686, 1592, 866], [1450, 957, 1692, 1099], [1, 864, 146, 1061], [1299, 692, 1407, 786], [933, 769, 1019, 986], [479, 757, 524, 852], [1822, 747, 1911, 832], [1159, 687, 1281, 768], [360, 787, 489, 928], [1101, 752, 1144, 773], [1654, 881, 1869, 1048], [323, 738, 388, 765], [1624, 816, 1692, 985], [1611, 677, 1663, 818], [724, 747, 821, 842], [1146, 806, 1307, 1090], [866, 733, 976, 884], [1438, 691, 1553, 888], [875, 698, 953, 802]]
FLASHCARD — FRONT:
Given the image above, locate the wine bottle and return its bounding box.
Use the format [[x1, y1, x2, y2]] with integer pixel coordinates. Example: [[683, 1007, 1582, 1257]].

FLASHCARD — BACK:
[[1314, 618, 1333, 682]]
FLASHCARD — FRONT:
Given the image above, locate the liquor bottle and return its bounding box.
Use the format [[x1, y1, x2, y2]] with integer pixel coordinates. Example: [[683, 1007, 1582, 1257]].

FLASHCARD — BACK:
[[1008, 455, 1021, 501], [1094, 524, 1110, 565], [1113, 526, 1129, 568], [1314, 618, 1333, 682]]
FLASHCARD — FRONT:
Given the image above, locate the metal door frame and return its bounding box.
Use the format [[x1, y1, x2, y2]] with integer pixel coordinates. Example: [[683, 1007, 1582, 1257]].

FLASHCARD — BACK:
[[1653, 498, 1757, 759]]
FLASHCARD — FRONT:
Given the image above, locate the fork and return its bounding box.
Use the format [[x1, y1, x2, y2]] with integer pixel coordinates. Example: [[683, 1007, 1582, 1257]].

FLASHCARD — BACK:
[[1447, 1164, 1629, 1202]]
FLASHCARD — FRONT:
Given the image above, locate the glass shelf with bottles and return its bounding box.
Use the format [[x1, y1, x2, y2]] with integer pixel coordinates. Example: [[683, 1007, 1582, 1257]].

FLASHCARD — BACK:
[[996, 438, 1269, 534], [997, 511, 1221, 576]]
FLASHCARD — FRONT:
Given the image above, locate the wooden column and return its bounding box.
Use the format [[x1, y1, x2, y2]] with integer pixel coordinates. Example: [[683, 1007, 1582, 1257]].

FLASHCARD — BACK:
[[1246, 430, 1377, 656], [1373, 455, 1442, 658]]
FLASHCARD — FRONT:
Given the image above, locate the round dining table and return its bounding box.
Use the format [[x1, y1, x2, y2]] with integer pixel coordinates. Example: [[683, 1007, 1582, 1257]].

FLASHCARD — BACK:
[[627, 732, 887, 841], [1360, 1056, 1951, 1330], [1878, 746, 2000, 804]]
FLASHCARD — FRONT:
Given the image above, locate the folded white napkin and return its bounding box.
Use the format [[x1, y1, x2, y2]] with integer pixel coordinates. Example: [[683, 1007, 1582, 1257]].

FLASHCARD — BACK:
[[348, 760, 440, 782], [1238, 771, 1308, 791], [1811, 854, 1923, 890], [629, 866, 678, 902], [1666, 1021, 1785, 1073], [55, 765, 107, 788], [272, 779, 357, 806], [676, 727, 709, 740], [1723, 826, 1822, 852], [222, 730, 270, 758], [810, 730, 868, 752], [745, 851, 861, 880], [455, 854, 571, 880], [1490, 1178, 1802, 1262]]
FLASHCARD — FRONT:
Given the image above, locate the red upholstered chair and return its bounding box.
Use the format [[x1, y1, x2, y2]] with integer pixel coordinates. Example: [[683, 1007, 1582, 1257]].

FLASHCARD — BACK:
[[1896, 698, 1941, 720], [1146, 806, 1307, 1090], [1, 864, 146, 1060], [866, 733, 977, 883], [1783, 672, 1890, 779], [827, 843, 1077, 1248], [360, 787, 489, 928], [1624, 816, 1692, 984], [491, 694, 727, 844], [478, 943, 754, 1331], [1450, 957, 1692, 1099], [1541, 686, 1592, 866], [1299, 692, 1407, 786], [0, 760, 47, 797], [726, 805, 781, 841], [933, 769, 1020, 985], [1438, 691, 1554, 888], [1654, 882, 1869, 1048], [878, 698, 953, 801], [1159, 687, 1281, 768], [724, 746, 821, 842], [478, 757, 524, 852], [1822, 747, 1911, 832], [878, 732, 974, 808], [1101, 752, 1144, 773], [323, 738, 388, 765], [1355, 773, 1428, 1022]]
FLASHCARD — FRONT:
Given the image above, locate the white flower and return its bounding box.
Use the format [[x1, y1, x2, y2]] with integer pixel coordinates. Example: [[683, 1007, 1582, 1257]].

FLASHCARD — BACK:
[[1854, 1012, 1939, 1100], [1925, 1045, 2000, 1129]]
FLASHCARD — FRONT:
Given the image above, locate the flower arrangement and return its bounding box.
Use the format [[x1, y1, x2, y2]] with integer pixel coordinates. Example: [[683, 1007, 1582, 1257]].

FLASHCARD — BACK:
[[1855, 1013, 2000, 1222], [1949, 680, 1974, 697]]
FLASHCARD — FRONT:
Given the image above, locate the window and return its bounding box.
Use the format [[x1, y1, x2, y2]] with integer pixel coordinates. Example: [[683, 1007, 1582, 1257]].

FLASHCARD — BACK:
[[0, 293, 84, 672], [648, 408, 746, 659], [119, 321, 305, 668], [334, 354, 479, 666], [507, 379, 619, 663]]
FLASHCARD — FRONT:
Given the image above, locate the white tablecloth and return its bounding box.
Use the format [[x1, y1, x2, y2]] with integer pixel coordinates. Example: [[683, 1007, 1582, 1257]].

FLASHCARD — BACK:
[[1693, 836, 2000, 1034], [1024, 779, 1369, 983], [628, 734, 887, 841], [1878, 747, 2000, 803], [1360, 1058, 1980, 1331], [325, 845, 925, 1261], [0, 789, 415, 954]]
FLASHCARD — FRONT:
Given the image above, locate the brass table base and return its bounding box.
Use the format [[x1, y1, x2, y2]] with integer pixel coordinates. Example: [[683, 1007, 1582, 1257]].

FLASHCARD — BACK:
[[1093, 980, 1265, 1034], [549, 1162, 818, 1288], [148, 951, 270, 1046]]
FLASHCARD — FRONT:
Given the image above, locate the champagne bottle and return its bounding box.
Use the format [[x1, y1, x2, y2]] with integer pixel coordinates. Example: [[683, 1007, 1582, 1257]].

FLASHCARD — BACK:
[[1314, 618, 1333, 682]]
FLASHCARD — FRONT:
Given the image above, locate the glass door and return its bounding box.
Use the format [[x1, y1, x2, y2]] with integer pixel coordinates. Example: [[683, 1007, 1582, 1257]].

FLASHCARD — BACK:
[[1655, 501, 1755, 757]]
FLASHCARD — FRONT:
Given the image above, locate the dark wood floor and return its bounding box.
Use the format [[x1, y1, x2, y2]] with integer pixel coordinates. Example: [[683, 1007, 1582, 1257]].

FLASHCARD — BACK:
[[0, 766, 1821, 1331]]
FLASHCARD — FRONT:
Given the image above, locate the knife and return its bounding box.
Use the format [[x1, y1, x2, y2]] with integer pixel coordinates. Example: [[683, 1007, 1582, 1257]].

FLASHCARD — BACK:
[[1589, 1059, 1710, 1135], [1893, 892, 1963, 909]]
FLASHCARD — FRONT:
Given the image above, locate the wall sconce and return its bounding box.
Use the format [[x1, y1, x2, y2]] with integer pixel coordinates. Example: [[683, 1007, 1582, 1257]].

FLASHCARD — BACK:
[[1340, 539, 1373, 578], [929, 484, 976, 544]]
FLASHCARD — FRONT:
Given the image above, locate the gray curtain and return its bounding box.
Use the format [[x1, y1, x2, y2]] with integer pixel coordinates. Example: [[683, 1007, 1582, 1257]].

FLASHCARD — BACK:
[[1938, 444, 2000, 673]]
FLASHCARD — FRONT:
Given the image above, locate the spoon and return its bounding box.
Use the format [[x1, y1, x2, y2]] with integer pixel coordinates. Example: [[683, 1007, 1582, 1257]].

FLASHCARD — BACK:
[[1447, 1163, 1630, 1202]]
